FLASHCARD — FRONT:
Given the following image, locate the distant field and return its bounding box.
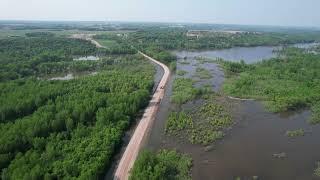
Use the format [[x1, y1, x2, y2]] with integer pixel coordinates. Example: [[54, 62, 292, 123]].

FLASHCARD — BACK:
[[0, 29, 34, 38], [96, 39, 119, 47]]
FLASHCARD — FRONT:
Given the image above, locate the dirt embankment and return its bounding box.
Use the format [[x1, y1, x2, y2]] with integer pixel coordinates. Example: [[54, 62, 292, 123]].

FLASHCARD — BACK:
[[113, 52, 170, 180]]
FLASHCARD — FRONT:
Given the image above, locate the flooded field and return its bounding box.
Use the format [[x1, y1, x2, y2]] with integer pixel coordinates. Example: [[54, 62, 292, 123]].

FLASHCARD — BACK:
[[146, 44, 320, 180]]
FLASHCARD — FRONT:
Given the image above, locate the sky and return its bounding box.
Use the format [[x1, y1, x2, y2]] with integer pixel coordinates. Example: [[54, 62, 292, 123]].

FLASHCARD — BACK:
[[1, 0, 320, 27]]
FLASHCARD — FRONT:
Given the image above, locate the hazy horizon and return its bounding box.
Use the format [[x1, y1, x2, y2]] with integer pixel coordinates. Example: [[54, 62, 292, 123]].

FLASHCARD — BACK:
[[1, 0, 320, 27]]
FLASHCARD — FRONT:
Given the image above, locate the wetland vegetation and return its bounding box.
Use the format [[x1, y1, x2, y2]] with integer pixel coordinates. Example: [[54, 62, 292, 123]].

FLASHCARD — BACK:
[[221, 48, 320, 123], [194, 67, 212, 79], [165, 111, 193, 134], [166, 94, 232, 145], [171, 78, 201, 105], [176, 70, 187, 76], [285, 129, 305, 137], [164, 41, 320, 179], [315, 162, 320, 177], [310, 103, 320, 125]]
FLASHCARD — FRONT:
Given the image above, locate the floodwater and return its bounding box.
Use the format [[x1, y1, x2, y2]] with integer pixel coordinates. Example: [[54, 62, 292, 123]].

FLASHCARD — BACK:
[[176, 56, 224, 92], [173, 46, 279, 64], [174, 43, 319, 64], [146, 44, 320, 180]]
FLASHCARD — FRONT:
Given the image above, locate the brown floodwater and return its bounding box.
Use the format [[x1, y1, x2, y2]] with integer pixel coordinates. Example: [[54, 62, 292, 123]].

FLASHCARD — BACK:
[[145, 45, 320, 180]]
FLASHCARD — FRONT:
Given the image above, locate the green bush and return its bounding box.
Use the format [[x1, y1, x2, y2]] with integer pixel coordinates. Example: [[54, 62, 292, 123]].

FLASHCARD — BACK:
[[130, 150, 192, 180]]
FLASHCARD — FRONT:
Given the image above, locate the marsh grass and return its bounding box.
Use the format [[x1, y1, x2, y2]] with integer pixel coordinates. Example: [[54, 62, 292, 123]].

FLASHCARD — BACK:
[[194, 67, 213, 79], [165, 111, 193, 134], [171, 78, 202, 105], [189, 128, 223, 145], [195, 56, 216, 64], [219, 48, 320, 122], [166, 94, 233, 145], [314, 162, 320, 177], [176, 70, 188, 76], [286, 129, 305, 137], [179, 61, 191, 65], [309, 103, 320, 125]]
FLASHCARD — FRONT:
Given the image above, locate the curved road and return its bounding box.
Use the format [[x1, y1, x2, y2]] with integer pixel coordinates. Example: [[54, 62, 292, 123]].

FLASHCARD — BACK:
[[114, 51, 170, 180], [72, 34, 170, 179]]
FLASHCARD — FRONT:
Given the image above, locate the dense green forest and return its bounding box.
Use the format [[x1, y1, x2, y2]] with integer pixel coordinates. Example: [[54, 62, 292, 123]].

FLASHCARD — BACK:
[[127, 28, 320, 51], [130, 150, 192, 180], [0, 36, 96, 81], [0, 58, 154, 179], [221, 48, 320, 123], [0, 32, 156, 179]]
